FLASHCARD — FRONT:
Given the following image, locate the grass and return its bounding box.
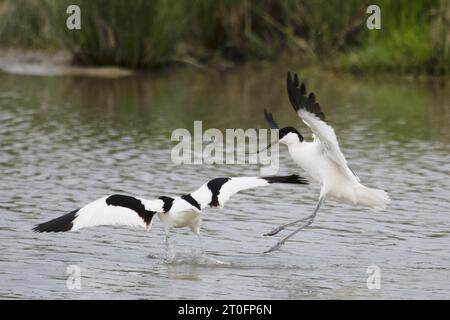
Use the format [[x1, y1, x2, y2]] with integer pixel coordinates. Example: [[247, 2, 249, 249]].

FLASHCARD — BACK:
[[0, 0, 448, 74], [338, 0, 449, 75], [0, 0, 56, 48]]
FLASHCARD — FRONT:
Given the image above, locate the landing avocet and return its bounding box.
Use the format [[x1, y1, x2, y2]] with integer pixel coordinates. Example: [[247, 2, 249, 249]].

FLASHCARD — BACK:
[[33, 175, 308, 254], [261, 72, 390, 253]]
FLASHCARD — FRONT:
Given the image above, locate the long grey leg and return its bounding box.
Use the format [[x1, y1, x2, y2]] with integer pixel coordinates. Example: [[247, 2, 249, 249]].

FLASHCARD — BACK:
[[197, 233, 205, 255], [164, 232, 173, 259], [265, 197, 324, 253], [264, 214, 314, 236]]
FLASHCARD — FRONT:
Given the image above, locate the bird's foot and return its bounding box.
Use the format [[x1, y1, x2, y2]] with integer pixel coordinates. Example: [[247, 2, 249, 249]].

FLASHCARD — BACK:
[[202, 255, 231, 265], [264, 239, 286, 254], [264, 226, 284, 237]]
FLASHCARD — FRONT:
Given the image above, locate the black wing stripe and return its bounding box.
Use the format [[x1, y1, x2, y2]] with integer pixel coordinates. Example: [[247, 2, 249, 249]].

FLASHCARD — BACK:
[[181, 194, 201, 210], [207, 177, 231, 207], [106, 194, 155, 226], [287, 72, 326, 122], [158, 196, 174, 213]]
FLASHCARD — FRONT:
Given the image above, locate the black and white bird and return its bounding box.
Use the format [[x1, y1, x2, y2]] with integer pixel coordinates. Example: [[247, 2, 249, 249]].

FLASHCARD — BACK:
[[261, 72, 390, 253], [33, 175, 308, 254]]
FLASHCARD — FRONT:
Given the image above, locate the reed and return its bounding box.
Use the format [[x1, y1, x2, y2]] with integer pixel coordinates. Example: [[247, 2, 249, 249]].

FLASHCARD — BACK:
[[0, 0, 447, 74]]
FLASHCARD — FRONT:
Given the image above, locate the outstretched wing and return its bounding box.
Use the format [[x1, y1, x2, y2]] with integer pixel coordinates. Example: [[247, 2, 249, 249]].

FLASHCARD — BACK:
[[33, 194, 164, 233], [189, 175, 308, 209], [264, 109, 279, 129], [286, 72, 359, 181]]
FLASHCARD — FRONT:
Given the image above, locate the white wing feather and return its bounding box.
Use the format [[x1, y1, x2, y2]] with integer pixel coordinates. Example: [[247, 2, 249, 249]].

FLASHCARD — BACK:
[[297, 109, 358, 181], [189, 177, 269, 209], [189, 175, 307, 209], [72, 196, 148, 230], [34, 195, 164, 233], [216, 177, 269, 207], [286, 72, 359, 182]]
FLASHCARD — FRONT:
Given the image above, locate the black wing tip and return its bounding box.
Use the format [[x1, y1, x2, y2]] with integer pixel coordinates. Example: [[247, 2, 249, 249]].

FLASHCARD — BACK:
[[286, 71, 326, 122], [263, 174, 309, 185], [32, 209, 78, 233], [32, 223, 72, 233], [287, 71, 292, 82], [263, 109, 279, 129]]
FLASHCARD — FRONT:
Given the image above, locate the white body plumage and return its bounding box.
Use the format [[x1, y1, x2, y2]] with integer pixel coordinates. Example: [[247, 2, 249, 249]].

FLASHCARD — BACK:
[[286, 139, 389, 208], [157, 199, 201, 233]]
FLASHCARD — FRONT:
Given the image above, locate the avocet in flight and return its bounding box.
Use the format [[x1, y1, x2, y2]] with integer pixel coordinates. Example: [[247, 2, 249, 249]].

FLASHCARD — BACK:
[[261, 72, 390, 253], [33, 174, 308, 254]]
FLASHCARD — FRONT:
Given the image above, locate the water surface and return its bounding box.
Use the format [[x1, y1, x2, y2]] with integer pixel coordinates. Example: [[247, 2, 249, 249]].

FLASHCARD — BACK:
[[0, 67, 449, 299]]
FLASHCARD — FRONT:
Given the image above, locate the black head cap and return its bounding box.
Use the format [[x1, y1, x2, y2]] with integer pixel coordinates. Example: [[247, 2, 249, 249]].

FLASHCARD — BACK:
[[279, 126, 303, 142]]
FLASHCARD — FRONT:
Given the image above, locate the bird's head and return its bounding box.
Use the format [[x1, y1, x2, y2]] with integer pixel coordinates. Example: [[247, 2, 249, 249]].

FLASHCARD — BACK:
[[278, 126, 304, 145], [259, 109, 303, 153], [257, 126, 303, 154]]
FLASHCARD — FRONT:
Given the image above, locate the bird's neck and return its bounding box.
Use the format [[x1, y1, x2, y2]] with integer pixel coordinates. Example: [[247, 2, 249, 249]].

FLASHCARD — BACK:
[[285, 139, 303, 148]]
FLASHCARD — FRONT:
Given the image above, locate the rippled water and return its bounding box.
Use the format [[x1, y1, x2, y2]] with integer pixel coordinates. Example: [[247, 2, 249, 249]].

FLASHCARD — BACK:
[[0, 67, 449, 299]]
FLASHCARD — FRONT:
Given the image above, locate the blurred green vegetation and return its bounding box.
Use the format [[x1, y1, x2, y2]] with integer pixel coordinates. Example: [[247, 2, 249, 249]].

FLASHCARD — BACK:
[[0, 0, 448, 74], [338, 0, 449, 75]]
